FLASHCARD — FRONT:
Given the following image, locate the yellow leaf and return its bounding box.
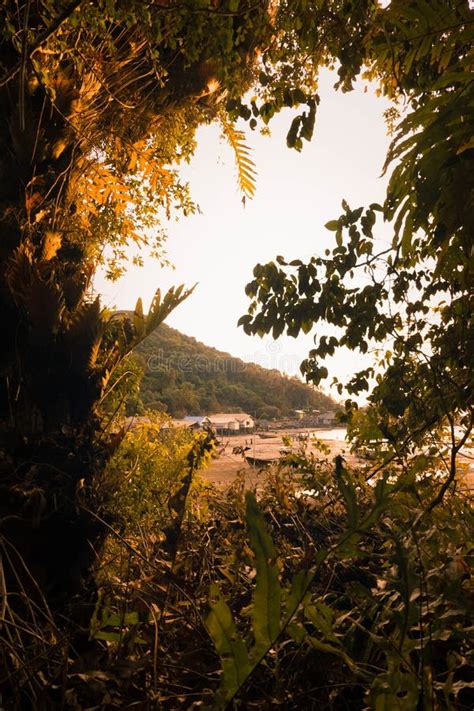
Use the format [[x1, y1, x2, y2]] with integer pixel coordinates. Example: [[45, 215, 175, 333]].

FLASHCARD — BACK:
[[220, 118, 257, 199], [42, 231, 62, 260], [128, 150, 138, 171]]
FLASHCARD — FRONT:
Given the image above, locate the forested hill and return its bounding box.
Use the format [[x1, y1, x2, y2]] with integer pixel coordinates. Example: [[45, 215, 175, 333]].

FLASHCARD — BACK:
[[134, 324, 336, 418]]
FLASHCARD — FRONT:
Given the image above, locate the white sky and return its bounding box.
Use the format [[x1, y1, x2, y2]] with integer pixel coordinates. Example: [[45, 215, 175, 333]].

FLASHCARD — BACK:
[[95, 69, 393, 400]]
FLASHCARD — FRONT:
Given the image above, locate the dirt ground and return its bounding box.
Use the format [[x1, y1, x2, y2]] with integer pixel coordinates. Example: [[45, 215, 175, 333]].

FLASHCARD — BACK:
[[200, 427, 474, 491]]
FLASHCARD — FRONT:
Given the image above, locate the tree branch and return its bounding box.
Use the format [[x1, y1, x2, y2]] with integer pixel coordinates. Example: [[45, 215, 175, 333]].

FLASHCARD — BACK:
[[427, 411, 473, 512]]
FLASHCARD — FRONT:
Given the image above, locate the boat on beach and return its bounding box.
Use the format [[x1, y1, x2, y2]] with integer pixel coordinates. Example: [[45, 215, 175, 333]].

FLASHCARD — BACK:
[[245, 455, 277, 467]]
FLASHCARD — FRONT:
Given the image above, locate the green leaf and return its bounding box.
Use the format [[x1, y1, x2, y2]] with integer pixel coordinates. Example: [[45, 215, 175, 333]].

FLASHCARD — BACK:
[[245, 492, 281, 653], [94, 630, 122, 643], [286, 115, 303, 150], [304, 600, 336, 640], [335, 462, 359, 531], [325, 220, 339, 231], [307, 634, 355, 666], [289, 599, 357, 672], [133, 297, 145, 338], [284, 569, 312, 619], [205, 584, 252, 702], [103, 611, 139, 627]]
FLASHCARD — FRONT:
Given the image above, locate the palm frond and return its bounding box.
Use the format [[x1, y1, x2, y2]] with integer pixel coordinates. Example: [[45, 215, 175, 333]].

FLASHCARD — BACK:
[[220, 118, 257, 200], [109, 284, 196, 365], [145, 283, 196, 338], [133, 297, 146, 340]]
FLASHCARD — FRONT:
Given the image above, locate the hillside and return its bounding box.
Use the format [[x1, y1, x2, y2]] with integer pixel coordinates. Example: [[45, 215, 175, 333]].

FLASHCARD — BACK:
[[133, 324, 336, 418]]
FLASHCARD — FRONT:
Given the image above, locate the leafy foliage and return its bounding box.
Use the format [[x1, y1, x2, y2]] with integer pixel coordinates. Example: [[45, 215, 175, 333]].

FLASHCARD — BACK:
[[239, 0, 473, 483], [103, 413, 195, 534], [201, 447, 472, 709], [5, 427, 470, 709]]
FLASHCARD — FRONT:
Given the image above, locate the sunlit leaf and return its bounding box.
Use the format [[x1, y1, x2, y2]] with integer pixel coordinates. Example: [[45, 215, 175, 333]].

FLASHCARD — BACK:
[[245, 492, 281, 653]]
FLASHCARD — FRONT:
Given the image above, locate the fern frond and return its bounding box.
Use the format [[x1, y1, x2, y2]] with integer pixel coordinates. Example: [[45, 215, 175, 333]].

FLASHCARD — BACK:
[[64, 298, 103, 373], [5, 243, 33, 303], [220, 118, 256, 200], [26, 271, 65, 338]]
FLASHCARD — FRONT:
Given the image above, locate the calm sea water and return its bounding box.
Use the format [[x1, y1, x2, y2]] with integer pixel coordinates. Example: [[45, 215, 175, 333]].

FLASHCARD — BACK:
[[306, 428, 348, 442]]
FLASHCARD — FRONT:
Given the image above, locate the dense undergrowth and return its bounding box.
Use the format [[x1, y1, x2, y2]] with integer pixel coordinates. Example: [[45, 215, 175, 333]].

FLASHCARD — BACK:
[[2, 421, 472, 709]]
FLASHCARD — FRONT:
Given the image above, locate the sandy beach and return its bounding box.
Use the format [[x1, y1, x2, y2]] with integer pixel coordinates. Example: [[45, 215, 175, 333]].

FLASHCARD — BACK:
[[201, 427, 474, 490], [201, 428, 359, 487]]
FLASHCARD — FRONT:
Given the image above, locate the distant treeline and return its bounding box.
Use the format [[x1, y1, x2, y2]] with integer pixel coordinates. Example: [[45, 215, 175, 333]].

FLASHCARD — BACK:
[[134, 324, 336, 418]]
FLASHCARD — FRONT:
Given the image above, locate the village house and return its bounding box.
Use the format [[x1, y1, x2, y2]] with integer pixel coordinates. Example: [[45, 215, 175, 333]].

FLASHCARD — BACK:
[[207, 413, 255, 433], [316, 411, 337, 426]]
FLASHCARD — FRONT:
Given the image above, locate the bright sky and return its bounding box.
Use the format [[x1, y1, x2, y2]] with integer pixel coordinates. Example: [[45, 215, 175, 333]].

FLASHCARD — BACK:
[[95, 70, 392, 400]]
